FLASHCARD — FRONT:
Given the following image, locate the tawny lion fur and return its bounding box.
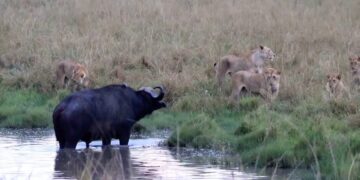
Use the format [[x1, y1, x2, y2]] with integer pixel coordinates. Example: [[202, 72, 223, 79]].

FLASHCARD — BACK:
[[229, 67, 281, 103], [349, 55, 360, 92], [55, 60, 89, 89], [325, 73, 350, 100], [214, 45, 276, 89]]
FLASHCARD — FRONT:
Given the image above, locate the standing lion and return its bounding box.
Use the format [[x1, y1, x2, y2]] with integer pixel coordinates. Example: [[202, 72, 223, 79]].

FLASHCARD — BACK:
[[214, 45, 276, 89], [349, 55, 360, 92], [55, 60, 89, 90], [229, 67, 281, 103]]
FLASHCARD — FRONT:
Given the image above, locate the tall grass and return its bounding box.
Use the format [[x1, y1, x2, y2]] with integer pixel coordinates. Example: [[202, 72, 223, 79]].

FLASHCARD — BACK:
[[0, 0, 359, 179]]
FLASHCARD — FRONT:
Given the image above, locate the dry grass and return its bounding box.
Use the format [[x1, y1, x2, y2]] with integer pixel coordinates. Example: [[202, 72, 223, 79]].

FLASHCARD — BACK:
[[0, 0, 359, 100]]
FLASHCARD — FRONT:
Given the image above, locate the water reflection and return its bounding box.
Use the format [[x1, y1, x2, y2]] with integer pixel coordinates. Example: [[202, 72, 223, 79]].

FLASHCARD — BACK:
[[53, 146, 264, 180], [0, 129, 266, 180], [54, 148, 134, 180]]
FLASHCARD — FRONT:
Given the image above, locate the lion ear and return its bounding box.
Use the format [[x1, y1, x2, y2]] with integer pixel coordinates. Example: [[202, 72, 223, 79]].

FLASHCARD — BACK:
[[327, 75, 331, 79], [259, 45, 264, 50], [214, 62, 217, 67], [357, 56, 360, 61], [276, 70, 281, 75], [337, 74, 341, 80]]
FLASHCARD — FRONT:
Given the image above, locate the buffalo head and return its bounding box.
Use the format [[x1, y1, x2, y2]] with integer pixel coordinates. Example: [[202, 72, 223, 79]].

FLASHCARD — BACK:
[[138, 86, 166, 110]]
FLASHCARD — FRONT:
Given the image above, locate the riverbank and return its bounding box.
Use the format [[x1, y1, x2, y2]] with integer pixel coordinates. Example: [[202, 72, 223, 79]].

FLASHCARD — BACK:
[[1, 87, 358, 179], [142, 92, 360, 179]]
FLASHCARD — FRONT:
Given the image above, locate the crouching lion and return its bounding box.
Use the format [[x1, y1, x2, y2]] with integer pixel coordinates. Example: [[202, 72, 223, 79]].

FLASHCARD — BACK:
[[55, 60, 89, 90], [214, 45, 276, 89], [325, 73, 350, 100], [349, 55, 360, 92], [229, 67, 281, 103]]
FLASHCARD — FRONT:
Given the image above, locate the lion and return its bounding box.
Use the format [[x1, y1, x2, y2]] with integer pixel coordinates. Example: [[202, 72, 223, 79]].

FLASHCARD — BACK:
[[55, 60, 89, 90], [325, 73, 350, 100], [349, 55, 360, 91], [229, 67, 281, 103], [214, 45, 276, 89]]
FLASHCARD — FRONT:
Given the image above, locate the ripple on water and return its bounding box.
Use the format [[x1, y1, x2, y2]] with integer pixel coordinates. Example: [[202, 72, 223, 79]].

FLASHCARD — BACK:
[[0, 129, 268, 180]]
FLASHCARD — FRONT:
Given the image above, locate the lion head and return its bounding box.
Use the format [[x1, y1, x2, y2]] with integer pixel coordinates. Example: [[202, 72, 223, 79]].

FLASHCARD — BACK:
[[72, 65, 88, 85], [264, 67, 281, 94], [349, 55, 360, 75], [258, 45, 276, 62], [326, 73, 342, 91]]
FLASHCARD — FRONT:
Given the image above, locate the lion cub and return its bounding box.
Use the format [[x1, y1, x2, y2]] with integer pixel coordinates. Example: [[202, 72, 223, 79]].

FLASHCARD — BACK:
[[229, 67, 281, 103], [349, 55, 360, 91], [325, 73, 350, 100], [55, 60, 89, 90]]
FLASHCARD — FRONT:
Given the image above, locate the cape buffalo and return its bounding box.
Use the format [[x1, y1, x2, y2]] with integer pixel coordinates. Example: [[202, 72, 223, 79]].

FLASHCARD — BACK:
[[53, 84, 166, 149]]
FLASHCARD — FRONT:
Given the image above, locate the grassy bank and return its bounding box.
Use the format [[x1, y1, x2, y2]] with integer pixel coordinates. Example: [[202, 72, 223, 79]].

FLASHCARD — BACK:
[[0, 88, 69, 128], [141, 95, 360, 179], [0, 0, 359, 179]]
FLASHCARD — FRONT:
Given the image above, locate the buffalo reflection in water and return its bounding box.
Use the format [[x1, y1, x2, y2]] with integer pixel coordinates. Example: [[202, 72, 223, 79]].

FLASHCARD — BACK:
[[53, 147, 155, 180]]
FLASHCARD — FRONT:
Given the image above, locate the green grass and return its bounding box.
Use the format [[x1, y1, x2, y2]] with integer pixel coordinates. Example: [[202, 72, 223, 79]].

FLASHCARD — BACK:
[[0, 84, 359, 179], [141, 91, 360, 179], [0, 88, 67, 128]]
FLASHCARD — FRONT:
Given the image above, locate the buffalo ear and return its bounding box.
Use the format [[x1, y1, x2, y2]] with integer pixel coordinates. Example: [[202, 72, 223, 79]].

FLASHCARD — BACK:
[[259, 45, 264, 50], [337, 74, 341, 80]]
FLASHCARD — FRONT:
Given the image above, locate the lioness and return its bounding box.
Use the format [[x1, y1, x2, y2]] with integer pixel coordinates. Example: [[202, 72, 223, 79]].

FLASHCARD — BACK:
[[325, 73, 350, 100], [229, 67, 281, 103], [349, 55, 360, 91], [55, 60, 89, 89], [214, 45, 276, 89]]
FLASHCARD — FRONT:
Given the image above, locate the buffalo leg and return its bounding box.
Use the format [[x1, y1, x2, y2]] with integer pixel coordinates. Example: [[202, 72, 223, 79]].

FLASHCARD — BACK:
[[64, 141, 78, 149], [86, 141, 90, 148], [119, 129, 131, 145], [102, 137, 111, 147], [59, 141, 65, 149]]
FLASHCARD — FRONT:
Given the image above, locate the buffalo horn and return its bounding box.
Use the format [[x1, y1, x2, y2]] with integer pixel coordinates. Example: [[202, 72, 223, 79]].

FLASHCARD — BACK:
[[153, 86, 164, 100]]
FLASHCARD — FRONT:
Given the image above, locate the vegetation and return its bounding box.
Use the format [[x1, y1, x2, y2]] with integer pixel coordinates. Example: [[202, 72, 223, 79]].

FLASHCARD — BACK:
[[0, 0, 359, 179]]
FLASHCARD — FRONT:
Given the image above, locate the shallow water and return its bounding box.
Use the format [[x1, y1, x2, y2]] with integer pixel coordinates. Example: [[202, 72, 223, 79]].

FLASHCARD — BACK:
[[0, 129, 274, 180]]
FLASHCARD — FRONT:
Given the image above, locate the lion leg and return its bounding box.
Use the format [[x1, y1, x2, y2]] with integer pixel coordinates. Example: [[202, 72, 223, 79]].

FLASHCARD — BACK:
[[259, 89, 272, 102], [215, 59, 230, 90], [64, 77, 70, 89], [56, 73, 66, 88], [216, 72, 226, 91], [229, 85, 243, 104]]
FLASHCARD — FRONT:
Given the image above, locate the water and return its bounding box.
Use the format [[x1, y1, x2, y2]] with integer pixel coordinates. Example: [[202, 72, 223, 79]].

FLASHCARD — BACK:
[[0, 129, 269, 180]]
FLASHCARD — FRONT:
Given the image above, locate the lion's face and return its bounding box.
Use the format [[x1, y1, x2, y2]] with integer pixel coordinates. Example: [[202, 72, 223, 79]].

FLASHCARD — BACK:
[[349, 56, 360, 75], [264, 68, 281, 94], [327, 73, 342, 90], [259, 45, 276, 62], [72, 66, 88, 85]]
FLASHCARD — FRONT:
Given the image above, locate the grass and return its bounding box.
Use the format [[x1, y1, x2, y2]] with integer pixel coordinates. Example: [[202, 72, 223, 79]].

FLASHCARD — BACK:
[[0, 87, 67, 128], [0, 0, 359, 179]]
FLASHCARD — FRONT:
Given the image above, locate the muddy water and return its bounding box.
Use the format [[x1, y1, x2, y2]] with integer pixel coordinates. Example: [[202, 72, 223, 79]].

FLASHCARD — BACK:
[[0, 129, 270, 180]]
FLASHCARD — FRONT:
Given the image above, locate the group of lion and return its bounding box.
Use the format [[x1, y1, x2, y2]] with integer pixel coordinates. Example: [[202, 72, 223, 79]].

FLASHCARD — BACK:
[[214, 45, 360, 103], [55, 45, 360, 103]]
